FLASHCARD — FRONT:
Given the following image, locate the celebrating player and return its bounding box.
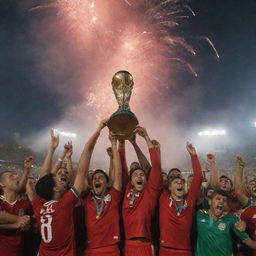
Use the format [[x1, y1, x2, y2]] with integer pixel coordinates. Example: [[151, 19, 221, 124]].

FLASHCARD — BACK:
[[159, 143, 203, 256]]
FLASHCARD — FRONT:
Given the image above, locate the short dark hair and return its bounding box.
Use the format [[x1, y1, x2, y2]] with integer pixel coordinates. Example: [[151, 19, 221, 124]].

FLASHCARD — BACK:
[[129, 161, 141, 170], [167, 168, 181, 180], [129, 167, 147, 180], [35, 173, 55, 201], [210, 188, 231, 201], [92, 169, 109, 183], [169, 168, 181, 173], [169, 175, 185, 185], [219, 175, 233, 187]]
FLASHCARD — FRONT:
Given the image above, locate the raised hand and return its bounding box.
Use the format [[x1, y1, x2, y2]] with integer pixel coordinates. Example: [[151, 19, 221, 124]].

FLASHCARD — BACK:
[[236, 156, 245, 168], [186, 142, 197, 155], [51, 129, 59, 149], [108, 131, 117, 145], [134, 126, 148, 138], [65, 141, 73, 158], [128, 133, 136, 144], [97, 119, 108, 132], [24, 156, 33, 169], [152, 139, 161, 151]]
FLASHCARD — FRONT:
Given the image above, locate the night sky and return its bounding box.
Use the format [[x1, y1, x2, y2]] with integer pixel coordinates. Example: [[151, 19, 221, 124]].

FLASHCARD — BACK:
[[1, 0, 256, 145]]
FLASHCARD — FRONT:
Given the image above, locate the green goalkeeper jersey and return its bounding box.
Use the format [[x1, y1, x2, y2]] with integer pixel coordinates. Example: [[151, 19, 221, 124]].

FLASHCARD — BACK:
[[195, 210, 249, 256]]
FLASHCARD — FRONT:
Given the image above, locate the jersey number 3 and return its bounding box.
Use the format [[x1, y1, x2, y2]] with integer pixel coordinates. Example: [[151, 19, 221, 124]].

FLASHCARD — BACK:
[[40, 214, 53, 243]]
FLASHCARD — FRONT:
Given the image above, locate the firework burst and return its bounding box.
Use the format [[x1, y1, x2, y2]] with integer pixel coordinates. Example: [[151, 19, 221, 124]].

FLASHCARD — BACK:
[[29, 0, 219, 120]]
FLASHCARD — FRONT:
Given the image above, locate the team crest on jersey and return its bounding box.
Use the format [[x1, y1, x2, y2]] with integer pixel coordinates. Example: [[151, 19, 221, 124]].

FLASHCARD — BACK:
[[104, 194, 111, 203], [218, 222, 226, 231]]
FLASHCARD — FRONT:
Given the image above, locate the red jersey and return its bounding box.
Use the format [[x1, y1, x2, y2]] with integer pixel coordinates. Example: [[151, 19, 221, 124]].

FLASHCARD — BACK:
[[122, 148, 162, 241], [84, 187, 121, 249], [159, 154, 203, 250], [32, 187, 79, 256], [228, 191, 243, 213], [240, 205, 256, 256], [0, 195, 31, 256]]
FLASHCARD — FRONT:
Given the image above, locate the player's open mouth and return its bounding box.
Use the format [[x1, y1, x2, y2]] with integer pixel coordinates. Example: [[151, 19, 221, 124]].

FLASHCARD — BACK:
[[216, 205, 223, 210], [95, 183, 101, 188], [177, 188, 183, 192], [137, 181, 142, 185], [60, 177, 67, 182]]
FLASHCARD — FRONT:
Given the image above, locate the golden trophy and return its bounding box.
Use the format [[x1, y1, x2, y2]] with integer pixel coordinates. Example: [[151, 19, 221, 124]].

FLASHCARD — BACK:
[[107, 70, 138, 139]]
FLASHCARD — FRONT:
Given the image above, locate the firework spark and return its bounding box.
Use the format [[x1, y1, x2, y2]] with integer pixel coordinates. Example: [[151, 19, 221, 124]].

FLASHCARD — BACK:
[[29, 0, 219, 123]]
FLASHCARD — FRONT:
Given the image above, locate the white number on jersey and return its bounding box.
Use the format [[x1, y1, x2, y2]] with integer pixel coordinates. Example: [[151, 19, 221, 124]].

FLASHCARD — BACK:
[[40, 214, 53, 243]]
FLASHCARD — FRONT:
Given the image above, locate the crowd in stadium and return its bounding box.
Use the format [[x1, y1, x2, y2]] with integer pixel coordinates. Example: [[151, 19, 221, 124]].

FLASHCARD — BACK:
[[0, 120, 256, 256]]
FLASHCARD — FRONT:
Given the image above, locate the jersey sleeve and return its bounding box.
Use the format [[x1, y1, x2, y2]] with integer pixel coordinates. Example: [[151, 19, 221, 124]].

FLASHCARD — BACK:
[[231, 215, 250, 241], [243, 200, 253, 209], [119, 148, 129, 189], [110, 187, 121, 203], [59, 187, 80, 210], [240, 207, 251, 223], [147, 147, 162, 191], [187, 155, 203, 201], [32, 195, 46, 212]]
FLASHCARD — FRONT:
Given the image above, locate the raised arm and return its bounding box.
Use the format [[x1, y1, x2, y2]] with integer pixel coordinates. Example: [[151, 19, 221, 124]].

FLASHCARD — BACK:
[[106, 147, 114, 185], [73, 119, 107, 194], [51, 142, 71, 174], [65, 142, 75, 185], [109, 134, 122, 191], [118, 140, 129, 189], [186, 143, 203, 200], [234, 156, 249, 206], [207, 154, 219, 188], [134, 126, 162, 190], [18, 156, 33, 193], [128, 134, 151, 175], [39, 130, 59, 177]]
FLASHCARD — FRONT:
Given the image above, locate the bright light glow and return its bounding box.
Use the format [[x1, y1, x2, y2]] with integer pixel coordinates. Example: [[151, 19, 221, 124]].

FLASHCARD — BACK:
[[91, 16, 97, 22], [198, 129, 226, 137], [53, 129, 77, 138], [123, 42, 134, 51], [254, 122, 256, 127]]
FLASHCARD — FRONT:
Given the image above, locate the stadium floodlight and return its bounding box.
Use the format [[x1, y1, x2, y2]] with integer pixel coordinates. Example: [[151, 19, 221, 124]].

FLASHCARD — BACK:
[[254, 122, 256, 127], [53, 129, 77, 139], [198, 129, 226, 137]]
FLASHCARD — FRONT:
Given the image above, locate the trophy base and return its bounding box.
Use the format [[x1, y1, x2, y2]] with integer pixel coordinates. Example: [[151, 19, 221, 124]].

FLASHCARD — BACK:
[[107, 110, 138, 139]]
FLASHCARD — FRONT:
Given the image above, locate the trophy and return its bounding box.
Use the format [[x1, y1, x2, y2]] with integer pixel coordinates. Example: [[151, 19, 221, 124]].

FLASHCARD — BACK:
[[107, 70, 138, 139]]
